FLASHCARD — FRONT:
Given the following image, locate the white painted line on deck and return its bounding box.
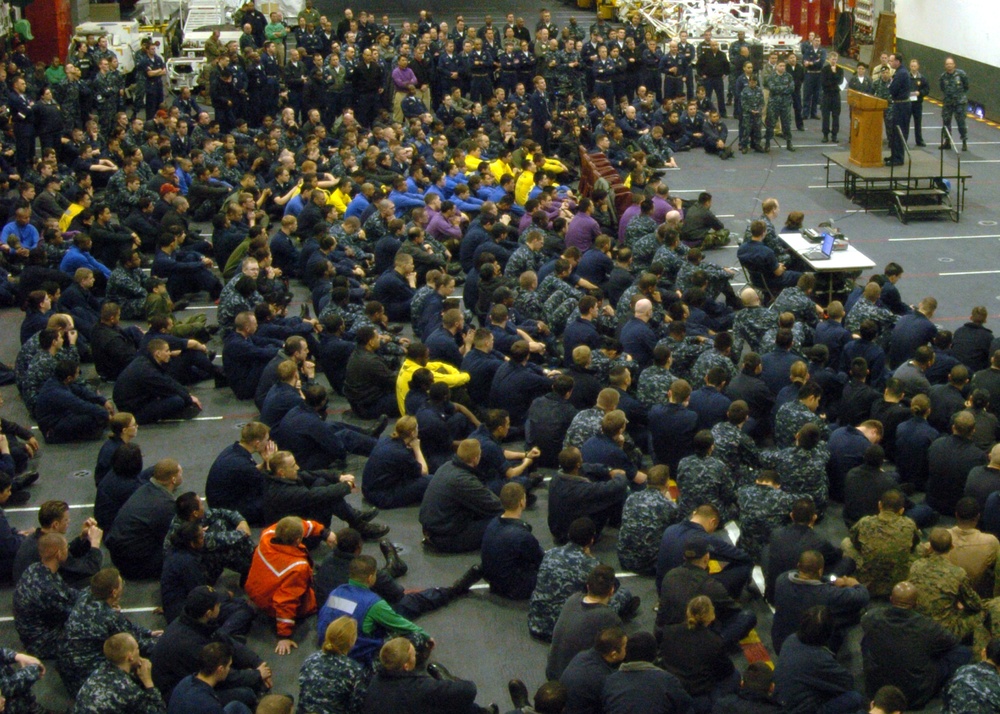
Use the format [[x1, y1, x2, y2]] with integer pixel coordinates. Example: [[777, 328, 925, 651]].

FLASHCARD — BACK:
[[5, 503, 94, 514], [968, 141, 1000, 145], [0, 606, 159, 623], [939, 270, 1000, 277], [159, 416, 226, 423], [888, 234, 1000, 242], [961, 159, 1000, 163], [808, 185, 832, 189], [794, 144, 830, 148], [845, 209, 890, 213], [671, 189, 707, 193], [184, 305, 218, 310], [776, 163, 827, 167], [716, 214, 735, 218]]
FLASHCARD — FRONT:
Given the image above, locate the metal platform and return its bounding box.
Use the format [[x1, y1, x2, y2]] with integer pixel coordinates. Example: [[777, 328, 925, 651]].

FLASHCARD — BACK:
[[822, 148, 970, 219]]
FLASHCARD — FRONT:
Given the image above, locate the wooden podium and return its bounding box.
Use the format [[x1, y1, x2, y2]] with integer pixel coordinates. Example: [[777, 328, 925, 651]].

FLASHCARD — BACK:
[[848, 89, 888, 168]]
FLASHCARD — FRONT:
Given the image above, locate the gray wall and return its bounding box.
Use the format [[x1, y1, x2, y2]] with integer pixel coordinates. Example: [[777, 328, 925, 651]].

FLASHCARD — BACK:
[[897, 39, 1000, 122]]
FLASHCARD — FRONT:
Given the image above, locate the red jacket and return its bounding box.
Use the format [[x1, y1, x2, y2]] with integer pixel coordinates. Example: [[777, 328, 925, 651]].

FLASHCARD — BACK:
[[245, 519, 325, 637]]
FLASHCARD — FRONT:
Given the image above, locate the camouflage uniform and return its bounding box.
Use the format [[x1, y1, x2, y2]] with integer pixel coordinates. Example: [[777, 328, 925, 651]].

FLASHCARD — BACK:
[[676, 454, 737, 521], [773, 286, 819, 328], [675, 260, 733, 303], [56, 79, 84, 130], [564, 408, 604, 450], [655, 337, 711, 382], [557, 48, 584, 98], [736, 484, 797, 561], [13, 562, 83, 659], [944, 661, 1000, 713], [909, 553, 990, 649], [0, 648, 43, 714], [514, 287, 546, 324], [637, 365, 676, 407], [711, 421, 761, 487], [505, 245, 543, 279], [217, 274, 264, 334], [537, 274, 579, 306], [93, 70, 123, 134], [761, 323, 807, 355], [651, 245, 685, 285], [22, 351, 62, 413], [774, 400, 829, 448], [739, 82, 764, 151], [15, 333, 79, 399], [764, 71, 794, 148], [298, 650, 368, 714], [760, 444, 831, 512], [940, 68, 970, 143], [527, 543, 635, 640], [845, 298, 897, 339], [617, 488, 679, 575], [72, 660, 166, 714], [545, 283, 584, 336], [409, 285, 435, 332], [624, 215, 658, 250], [730, 306, 778, 357], [362, 212, 390, 242], [843, 510, 920, 598], [630, 232, 660, 269], [58, 591, 157, 696], [106, 266, 149, 320], [163, 506, 254, 582], [690, 349, 737, 387]]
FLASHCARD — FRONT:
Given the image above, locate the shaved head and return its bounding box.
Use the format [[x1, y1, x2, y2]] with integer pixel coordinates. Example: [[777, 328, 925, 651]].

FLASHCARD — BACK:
[[890, 581, 918, 609]]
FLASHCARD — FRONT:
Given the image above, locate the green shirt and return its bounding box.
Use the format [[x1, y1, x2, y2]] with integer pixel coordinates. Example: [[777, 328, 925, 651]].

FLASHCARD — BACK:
[[265, 21, 288, 42], [347, 579, 427, 638]]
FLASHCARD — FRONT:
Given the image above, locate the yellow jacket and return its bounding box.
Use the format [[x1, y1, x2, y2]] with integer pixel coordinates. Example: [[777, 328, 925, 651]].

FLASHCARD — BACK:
[[396, 357, 471, 415], [515, 170, 535, 206], [59, 203, 85, 232], [328, 186, 350, 213], [490, 158, 516, 182]]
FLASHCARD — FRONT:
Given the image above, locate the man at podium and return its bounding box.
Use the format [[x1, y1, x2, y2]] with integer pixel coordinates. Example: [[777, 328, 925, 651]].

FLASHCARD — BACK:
[[886, 53, 911, 166]]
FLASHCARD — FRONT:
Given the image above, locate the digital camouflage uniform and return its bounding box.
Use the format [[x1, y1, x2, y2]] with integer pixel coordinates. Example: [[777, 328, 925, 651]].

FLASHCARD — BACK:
[[93, 70, 123, 135], [711, 421, 761, 488], [163, 506, 254, 581], [58, 591, 158, 696], [514, 287, 546, 324], [845, 298, 897, 341], [72, 660, 166, 714], [773, 286, 819, 329], [944, 661, 1000, 713], [56, 79, 84, 130], [675, 454, 737, 521], [736, 483, 798, 561], [297, 650, 368, 714], [624, 215, 658, 249], [760, 444, 831, 512], [217, 276, 264, 335], [15, 334, 79, 399], [731, 306, 779, 356], [106, 266, 150, 320], [843, 510, 920, 598], [739, 83, 764, 151], [544, 283, 584, 336], [527, 543, 634, 640], [636, 365, 676, 407], [22, 351, 61, 413], [538, 273, 579, 306], [940, 68, 970, 143], [564, 407, 604, 450], [13, 561, 83, 659], [0, 647, 44, 714], [617, 489, 679, 575], [651, 245, 685, 285], [774, 400, 829, 448], [629, 232, 660, 269], [656, 336, 711, 382], [764, 71, 794, 149], [909, 553, 990, 651], [505, 245, 543, 279], [690, 349, 737, 387], [761, 323, 807, 355]]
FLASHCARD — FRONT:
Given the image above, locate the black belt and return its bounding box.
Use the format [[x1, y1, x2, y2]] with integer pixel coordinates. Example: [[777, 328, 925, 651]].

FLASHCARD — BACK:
[[892, 99, 910, 103], [595, 79, 612, 84]]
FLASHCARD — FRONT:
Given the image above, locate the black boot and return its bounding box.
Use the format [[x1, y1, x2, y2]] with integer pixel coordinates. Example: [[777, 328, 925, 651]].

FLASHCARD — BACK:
[[508, 679, 529, 710], [356, 505, 380, 523], [448, 564, 483, 597], [963, 138, 968, 151], [355, 520, 390, 540], [427, 663, 458, 681], [11, 471, 39, 490], [380, 538, 408, 578], [365, 414, 390, 437], [786, 141, 795, 152], [764, 139, 770, 152]]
